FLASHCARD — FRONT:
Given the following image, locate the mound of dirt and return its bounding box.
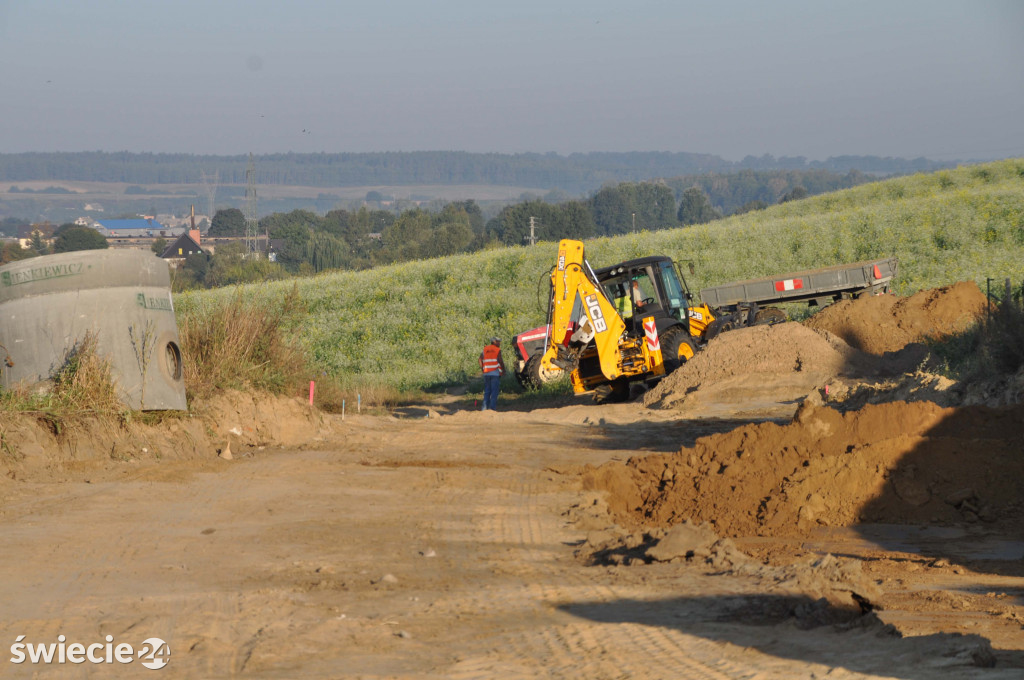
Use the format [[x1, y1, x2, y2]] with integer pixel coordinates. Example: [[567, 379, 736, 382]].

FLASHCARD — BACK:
[[0, 390, 335, 483], [804, 281, 987, 355], [642, 322, 870, 411], [642, 282, 989, 413], [582, 399, 1024, 538]]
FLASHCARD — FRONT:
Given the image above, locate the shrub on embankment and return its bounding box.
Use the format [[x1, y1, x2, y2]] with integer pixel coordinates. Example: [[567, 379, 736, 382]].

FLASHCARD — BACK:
[[174, 159, 1024, 391], [176, 285, 308, 400]]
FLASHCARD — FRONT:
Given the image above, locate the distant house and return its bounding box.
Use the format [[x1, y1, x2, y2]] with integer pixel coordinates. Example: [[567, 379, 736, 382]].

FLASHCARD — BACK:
[[96, 218, 184, 239], [17, 223, 55, 249], [265, 238, 286, 262], [160, 231, 204, 262]]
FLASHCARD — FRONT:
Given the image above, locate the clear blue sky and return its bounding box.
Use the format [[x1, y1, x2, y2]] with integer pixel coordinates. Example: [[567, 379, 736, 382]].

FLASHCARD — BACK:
[[1, 0, 1021, 161]]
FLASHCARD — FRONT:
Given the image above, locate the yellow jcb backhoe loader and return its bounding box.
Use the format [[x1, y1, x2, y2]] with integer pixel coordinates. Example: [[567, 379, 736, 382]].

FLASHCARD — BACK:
[[514, 240, 898, 401], [535, 239, 710, 401]]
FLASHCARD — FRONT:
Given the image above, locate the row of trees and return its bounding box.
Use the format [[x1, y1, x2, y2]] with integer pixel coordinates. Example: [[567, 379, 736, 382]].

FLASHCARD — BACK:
[[182, 170, 834, 287], [485, 169, 866, 244], [664, 168, 869, 214], [184, 201, 488, 286]]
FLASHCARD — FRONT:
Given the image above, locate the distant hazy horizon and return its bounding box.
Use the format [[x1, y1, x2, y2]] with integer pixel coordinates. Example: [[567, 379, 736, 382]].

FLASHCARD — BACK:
[[2, 1, 1022, 162]]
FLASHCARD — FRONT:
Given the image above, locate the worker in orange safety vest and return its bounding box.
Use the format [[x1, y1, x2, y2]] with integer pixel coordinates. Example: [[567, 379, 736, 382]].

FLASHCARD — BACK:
[[478, 337, 506, 410]]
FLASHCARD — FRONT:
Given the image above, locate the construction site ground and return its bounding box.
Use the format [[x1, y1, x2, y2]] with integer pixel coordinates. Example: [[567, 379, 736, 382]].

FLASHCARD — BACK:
[[1, 394, 1022, 679], [1, 282, 1022, 678]]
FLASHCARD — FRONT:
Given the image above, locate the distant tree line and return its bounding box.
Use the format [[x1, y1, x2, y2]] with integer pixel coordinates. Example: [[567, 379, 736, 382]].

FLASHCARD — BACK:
[[8, 185, 74, 194], [165, 167, 864, 289], [485, 168, 872, 242], [0, 151, 952, 195], [178, 201, 489, 288], [664, 168, 870, 214], [1, 167, 881, 287]]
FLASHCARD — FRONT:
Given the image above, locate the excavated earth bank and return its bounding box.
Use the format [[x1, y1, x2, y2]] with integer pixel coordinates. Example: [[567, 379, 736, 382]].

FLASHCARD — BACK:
[[0, 390, 333, 483], [582, 398, 1024, 538], [596, 281, 1023, 541]]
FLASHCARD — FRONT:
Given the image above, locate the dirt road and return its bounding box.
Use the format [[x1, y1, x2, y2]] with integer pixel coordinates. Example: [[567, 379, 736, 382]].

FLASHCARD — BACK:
[[1, 401, 1022, 678]]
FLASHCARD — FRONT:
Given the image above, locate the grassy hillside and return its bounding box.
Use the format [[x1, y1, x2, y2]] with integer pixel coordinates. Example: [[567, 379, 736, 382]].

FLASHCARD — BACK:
[[176, 159, 1024, 390]]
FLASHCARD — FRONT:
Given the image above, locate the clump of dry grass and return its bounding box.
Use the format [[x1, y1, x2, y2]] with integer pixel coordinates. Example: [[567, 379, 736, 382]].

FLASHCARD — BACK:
[[0, 331, 125, 431], [49, 332, 123, 414], [177, 284, 309, 399], [312, 379, 414, 413]]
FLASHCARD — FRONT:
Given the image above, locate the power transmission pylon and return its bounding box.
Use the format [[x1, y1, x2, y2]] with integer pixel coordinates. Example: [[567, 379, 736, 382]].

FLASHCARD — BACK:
[[244, 154, 259, 257], [199, 170, 218, 224]]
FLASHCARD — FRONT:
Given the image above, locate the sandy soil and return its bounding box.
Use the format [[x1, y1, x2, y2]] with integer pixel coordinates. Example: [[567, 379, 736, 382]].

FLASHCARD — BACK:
[[0, 283, 1020, 678], [0, 392, 1022, 679]]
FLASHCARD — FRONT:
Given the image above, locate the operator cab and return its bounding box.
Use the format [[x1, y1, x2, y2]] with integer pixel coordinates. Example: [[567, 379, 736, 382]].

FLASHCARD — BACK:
[[594, 256, 695, 336]]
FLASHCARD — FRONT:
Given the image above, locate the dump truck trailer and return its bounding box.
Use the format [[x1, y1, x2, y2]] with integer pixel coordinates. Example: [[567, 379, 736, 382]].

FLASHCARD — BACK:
[[700, 257, 899, 312], [695, 256, 899, 337]]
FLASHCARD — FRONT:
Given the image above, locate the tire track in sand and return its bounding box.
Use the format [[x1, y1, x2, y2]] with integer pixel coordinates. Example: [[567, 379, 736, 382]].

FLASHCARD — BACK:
[[445, 469, 771, 680]]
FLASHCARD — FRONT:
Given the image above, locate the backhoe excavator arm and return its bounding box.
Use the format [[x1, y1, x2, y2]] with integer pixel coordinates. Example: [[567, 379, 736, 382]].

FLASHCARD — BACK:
[[539, 240, 627, 382]]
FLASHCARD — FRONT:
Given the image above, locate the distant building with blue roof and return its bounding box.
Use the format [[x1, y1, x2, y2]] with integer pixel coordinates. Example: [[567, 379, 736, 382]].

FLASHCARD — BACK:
[[95, 218, 185, 238]]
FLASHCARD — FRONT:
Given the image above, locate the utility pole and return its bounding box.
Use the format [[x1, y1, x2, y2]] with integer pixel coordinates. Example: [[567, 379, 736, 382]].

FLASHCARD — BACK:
[[632, 212, 636, 233], [527, 216, 538, 246]]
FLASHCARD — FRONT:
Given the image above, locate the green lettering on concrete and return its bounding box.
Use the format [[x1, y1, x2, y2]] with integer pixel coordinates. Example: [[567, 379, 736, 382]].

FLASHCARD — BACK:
[[136, 292, 174, 312], [0, 262, 84, 286]]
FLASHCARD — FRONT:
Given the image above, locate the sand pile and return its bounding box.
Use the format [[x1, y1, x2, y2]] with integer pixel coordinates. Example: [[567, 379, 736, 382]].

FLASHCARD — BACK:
[[804, 281, 987, 355], [582, 399, 1024, 538], [642, 322, 869, 411], [642, 283, 988, 412]]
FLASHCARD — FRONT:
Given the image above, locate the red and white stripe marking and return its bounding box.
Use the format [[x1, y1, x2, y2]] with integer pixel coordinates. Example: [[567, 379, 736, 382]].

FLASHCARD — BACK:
[[774, 278, 804, 292], [643, 318, 660, 351]]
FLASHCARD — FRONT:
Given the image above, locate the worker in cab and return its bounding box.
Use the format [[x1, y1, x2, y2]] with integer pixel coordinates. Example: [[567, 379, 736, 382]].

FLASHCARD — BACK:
[[612, 279, 646, 320], [479, 336, 506, 411], [631, 279, 647, 310]]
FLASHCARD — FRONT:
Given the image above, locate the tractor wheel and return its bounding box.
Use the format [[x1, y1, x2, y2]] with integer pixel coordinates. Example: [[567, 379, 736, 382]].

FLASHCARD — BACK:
[[660, 326, 696, 373], [513, 364, 529, 388], [522, 353, 566, 389]]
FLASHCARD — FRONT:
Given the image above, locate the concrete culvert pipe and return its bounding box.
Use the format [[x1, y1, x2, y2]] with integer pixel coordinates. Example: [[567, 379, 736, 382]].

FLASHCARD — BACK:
[[0, 249, 188, 410]]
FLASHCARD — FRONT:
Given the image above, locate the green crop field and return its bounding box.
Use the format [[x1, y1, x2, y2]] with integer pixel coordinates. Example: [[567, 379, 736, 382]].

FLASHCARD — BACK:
[[176, 159, 1024, 391]]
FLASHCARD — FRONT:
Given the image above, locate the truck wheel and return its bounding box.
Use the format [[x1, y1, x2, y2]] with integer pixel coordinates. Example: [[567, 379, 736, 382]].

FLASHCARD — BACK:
[[704, 319, 732, 341], [660, 327, 696, 373], [522, 353, 565, 389], [754, 307, 787, 325]]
